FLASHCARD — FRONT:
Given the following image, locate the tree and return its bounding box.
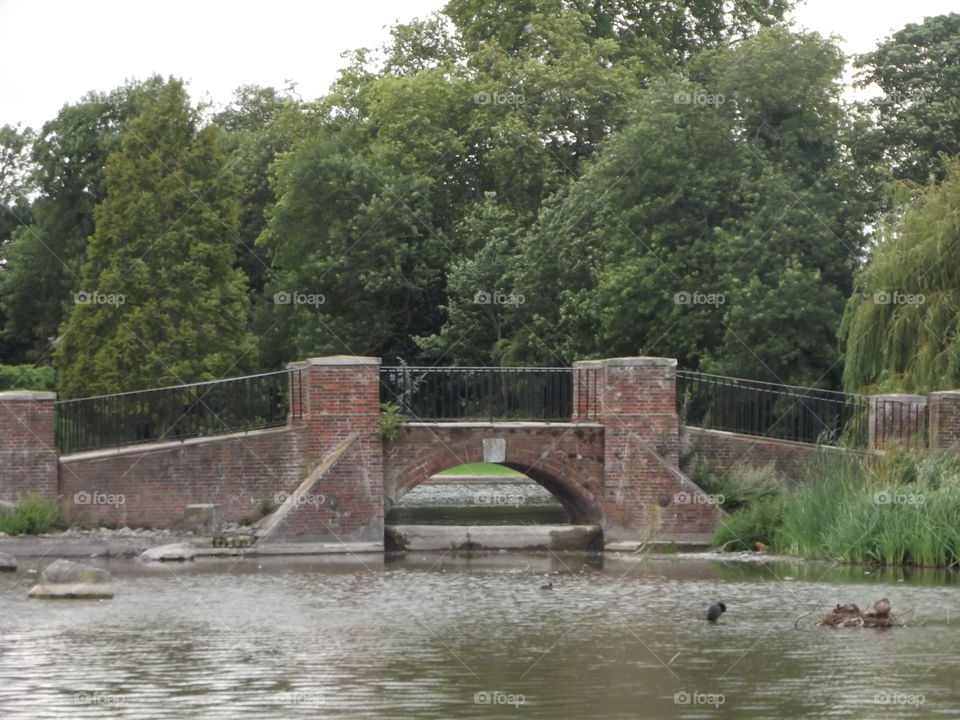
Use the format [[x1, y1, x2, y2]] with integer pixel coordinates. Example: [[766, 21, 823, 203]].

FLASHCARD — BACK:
[[54, 80, 252, 397], [0, 78, 166, 363], [840, 158, 960, 394], [854, 13, 960, 185], [501, 28, 864, 385]]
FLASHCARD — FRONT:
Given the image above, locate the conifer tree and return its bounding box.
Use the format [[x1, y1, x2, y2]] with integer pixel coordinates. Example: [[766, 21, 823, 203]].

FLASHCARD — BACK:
[[55, 79, 252, 397]]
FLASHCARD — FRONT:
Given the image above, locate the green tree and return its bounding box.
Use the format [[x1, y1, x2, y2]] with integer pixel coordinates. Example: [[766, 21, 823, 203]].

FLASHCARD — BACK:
[[502, 28, 864, 385], [0, 79, 166, 363], [854, 13, 960, 185], [55, 80, 252, 397], [840, 158, 960, 393]]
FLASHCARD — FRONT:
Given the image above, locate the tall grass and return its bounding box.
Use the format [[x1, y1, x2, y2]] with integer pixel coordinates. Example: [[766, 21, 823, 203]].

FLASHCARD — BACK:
[[712, 448, 960, 567], [0, 495, 68, 535]]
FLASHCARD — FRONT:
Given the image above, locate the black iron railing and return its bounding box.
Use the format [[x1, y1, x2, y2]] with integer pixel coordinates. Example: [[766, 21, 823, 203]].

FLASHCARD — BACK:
[[676, 371, 927, 449], [56, 369, 302, 454], [380, 366, 582, 421]]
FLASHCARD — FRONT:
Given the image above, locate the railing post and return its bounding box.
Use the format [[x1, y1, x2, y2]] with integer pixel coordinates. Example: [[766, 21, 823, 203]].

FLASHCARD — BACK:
[[0, 391, 58, 501], [928, 391, 960, 451]]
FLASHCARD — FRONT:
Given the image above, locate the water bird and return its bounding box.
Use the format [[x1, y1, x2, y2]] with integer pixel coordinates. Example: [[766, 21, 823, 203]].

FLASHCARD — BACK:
[[707, 602, 726, 622], [540, 581, 553, 590]]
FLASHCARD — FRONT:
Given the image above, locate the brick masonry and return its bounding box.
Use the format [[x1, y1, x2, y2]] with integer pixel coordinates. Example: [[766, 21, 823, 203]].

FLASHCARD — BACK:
[[384, 423, 606, 524], [682, 426, 849, 484], [0, 392, 59, 500], [60, 426, 305, 528], [9, 356, 955, 544]]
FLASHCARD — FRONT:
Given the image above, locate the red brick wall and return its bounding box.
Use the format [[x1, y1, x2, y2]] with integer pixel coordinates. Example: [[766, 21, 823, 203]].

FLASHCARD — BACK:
[[259, 436, 384, 543], [682, 426, 850, 483], [286, 357, 384, 542], [0, 392, 58, 500], [929, 391, 960, 451], [60, 426, 305, 528], [384, 424, 606, 523], [597, 358, 721, 540]]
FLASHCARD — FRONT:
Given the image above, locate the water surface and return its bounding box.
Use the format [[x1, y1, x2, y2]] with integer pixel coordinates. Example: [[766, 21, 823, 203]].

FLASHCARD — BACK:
[[1, 553, 958, 718]]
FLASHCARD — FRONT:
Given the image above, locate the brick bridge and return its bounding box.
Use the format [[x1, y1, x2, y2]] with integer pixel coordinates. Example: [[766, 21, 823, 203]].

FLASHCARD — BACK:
[[3, 356, 956, 550]]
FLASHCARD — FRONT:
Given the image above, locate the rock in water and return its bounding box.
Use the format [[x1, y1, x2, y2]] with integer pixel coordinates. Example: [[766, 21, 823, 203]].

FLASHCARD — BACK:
[[139, 542, 197, 562], [0, 552, 16, 572], [28, 559, 113, 599]]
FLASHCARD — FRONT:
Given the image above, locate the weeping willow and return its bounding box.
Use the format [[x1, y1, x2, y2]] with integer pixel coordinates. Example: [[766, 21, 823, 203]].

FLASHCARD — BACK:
[[841, 158, 960, 393]]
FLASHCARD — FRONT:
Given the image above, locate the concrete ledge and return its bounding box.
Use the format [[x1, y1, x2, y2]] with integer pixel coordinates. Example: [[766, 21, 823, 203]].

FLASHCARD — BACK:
[[59, 424, 296, 462], [403, 422, 604, 429], [605, 535, 715, 551], [249, 542, 383, 555], [0, 391, 56, 401], [303, 356, 380, 366], [386, 524, 601, 551], [604, 357, 676, 368]]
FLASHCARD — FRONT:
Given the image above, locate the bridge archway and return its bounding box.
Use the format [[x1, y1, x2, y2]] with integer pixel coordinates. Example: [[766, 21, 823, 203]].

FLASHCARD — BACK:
[[383, 426, 606, 526]]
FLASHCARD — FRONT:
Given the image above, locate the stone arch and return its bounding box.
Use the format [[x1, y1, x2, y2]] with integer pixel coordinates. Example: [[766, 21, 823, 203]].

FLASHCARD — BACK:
[[383, 427, 606, 525]]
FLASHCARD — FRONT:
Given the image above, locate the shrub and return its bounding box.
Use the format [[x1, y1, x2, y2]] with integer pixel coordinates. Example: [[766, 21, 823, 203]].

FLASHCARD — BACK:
[[376, 402, 406, 442], [0, 495, 68, 535], [0, 364, 56, 392]]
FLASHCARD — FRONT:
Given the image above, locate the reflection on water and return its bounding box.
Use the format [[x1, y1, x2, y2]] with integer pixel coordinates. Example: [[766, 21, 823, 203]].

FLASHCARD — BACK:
[[1, 553, 959, 719]]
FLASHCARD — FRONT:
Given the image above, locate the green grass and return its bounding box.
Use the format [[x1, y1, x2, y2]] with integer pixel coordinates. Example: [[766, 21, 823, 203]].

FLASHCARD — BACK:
[[712, 448, 960, 567], [0, 494, 68, 535], [436, 462, 525, 477]]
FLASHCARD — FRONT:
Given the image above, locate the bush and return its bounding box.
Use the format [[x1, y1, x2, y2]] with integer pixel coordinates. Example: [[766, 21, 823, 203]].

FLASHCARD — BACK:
[[693, 461, 787, 512], [712, 494, 785, 550], [0, 495, 68, 535], [376, 402, 406, 442], [716, 449, 960, 566], [0, 364, 56, 392]]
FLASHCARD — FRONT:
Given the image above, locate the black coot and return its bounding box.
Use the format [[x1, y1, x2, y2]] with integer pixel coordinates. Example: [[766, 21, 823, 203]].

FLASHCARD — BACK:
[[707, 602, 726, 622]]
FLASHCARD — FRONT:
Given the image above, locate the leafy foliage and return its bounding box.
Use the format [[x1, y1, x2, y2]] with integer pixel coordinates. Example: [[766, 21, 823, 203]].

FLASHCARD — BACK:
[[54, 79, 252, 397], [840, 157, 960, 393]]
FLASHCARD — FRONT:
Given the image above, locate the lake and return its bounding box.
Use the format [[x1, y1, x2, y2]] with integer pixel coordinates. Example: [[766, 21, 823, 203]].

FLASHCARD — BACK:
[[2, 551, 958, 718]]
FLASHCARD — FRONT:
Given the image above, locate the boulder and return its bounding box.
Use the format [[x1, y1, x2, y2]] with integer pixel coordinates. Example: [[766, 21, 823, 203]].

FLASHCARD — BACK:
[[0, 552, 16, 572], [28, 559, 113, 599], [139, 542, 196, 562]]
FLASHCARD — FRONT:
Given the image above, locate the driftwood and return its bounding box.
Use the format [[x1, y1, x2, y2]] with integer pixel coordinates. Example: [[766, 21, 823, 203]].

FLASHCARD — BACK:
[[814, 599, 904, 629]]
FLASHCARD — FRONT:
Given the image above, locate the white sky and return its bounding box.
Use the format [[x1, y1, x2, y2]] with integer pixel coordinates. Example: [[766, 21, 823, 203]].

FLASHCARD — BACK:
[[1, 0, 958, 130]]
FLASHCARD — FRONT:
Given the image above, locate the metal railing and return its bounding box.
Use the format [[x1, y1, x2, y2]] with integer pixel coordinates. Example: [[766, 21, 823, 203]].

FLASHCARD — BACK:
[[676, 371, 927, 449], [56, 369, 302, 454], [380, 366, 582, 422]]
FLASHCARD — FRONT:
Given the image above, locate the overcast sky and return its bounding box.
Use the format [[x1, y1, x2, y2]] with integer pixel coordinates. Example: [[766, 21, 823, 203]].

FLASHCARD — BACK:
[[1, 0, 957, 130]]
